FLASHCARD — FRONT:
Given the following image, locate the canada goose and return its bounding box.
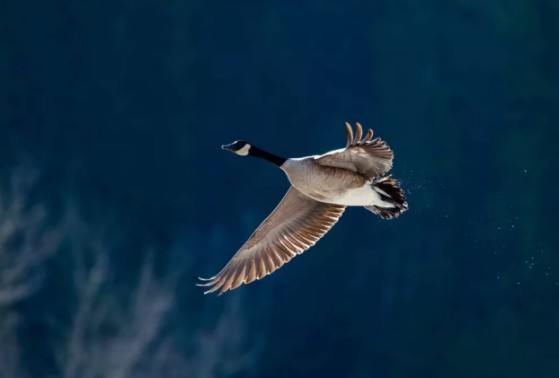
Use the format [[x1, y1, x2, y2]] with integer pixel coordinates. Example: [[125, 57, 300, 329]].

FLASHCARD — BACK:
[[197, 122, 407, 295]]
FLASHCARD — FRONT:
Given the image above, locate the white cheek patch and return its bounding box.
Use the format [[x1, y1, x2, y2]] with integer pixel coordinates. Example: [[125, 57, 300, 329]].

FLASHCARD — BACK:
[[236, 144, 251, 156]]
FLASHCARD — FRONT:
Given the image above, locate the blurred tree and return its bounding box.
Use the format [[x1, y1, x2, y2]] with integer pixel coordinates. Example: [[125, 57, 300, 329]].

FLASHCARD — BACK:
[[0, 163, 261, 378]]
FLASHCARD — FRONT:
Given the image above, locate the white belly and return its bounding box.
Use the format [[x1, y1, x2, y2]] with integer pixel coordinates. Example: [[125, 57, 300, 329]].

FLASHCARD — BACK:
[[329, 184, 392, 207]]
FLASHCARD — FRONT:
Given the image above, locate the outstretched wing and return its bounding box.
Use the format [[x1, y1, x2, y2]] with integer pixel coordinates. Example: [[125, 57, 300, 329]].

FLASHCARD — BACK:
[[197, 187, 346, 295], [315, 122, 393, 180]]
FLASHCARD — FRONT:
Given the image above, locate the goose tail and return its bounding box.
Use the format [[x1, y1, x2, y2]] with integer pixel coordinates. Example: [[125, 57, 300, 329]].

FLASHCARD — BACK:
[[365, 175, 408, 219]]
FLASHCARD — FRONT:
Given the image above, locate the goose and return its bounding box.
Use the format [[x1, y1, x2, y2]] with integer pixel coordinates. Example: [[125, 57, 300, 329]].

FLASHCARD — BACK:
[[197, 122, 408, 295]]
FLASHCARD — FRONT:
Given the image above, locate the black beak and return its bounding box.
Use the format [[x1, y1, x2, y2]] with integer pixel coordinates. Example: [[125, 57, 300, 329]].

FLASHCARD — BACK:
[[221, 143, 235, 151]]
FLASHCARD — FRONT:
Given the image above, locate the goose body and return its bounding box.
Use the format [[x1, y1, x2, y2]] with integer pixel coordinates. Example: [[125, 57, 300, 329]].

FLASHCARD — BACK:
[[197, 122, 408, 295], [281, 158, 393, 208]]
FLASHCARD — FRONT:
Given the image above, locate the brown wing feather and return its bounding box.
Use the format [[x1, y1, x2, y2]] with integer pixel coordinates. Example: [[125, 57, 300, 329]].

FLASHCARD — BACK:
[[315, 122, 393, 180], [197, 187, 346, 295]]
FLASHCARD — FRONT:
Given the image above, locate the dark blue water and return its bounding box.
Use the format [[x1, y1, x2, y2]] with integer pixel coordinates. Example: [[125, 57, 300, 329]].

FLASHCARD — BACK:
[[1, 2, 558, 377]]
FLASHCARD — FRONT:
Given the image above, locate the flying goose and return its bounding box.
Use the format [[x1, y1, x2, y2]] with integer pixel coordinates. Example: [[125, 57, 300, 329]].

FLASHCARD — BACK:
[[197, 122, 408, 295]]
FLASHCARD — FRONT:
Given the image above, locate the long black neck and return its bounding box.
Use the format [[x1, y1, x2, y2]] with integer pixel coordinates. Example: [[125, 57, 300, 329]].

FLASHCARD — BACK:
[[249, 145, 287, 167]]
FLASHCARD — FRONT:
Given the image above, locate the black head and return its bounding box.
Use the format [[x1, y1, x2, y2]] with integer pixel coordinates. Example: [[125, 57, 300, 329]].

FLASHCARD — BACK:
[[221, 140, 251, 156]]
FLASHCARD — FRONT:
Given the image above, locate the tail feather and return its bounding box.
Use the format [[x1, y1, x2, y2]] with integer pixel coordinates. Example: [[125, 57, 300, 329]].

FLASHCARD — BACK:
[[365, 175, 408, 219]]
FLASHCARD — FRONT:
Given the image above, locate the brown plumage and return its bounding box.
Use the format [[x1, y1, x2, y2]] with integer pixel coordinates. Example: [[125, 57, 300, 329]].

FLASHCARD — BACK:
[[315, 122, 393, 180], [197, 187, 345, 295], [197, 122, 407, 295]]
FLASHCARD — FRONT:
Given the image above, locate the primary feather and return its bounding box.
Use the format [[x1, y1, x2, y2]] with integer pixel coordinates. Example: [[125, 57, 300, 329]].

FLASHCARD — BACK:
[[197, 187, 345, 295]]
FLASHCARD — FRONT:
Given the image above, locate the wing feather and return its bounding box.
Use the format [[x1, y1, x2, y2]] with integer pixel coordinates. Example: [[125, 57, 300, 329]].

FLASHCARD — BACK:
[[197, 187, 345, 295], [316, 122, 394, 180]]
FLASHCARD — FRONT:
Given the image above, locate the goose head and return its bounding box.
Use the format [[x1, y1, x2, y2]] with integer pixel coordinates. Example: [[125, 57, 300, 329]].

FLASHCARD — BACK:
[[222, 140, 251, 156]]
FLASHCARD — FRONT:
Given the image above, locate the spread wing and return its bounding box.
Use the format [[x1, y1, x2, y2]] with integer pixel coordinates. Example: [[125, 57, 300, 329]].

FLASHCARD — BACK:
[[314, 122, 393, 180], [197, 187, 346, 295]]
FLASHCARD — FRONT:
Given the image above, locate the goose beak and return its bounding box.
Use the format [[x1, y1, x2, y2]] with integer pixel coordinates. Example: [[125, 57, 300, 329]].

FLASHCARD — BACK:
[[222, 143, 235, 151]]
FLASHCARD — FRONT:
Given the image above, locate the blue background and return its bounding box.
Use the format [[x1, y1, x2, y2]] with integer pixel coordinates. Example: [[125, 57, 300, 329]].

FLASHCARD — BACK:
[[1, 1, 558, 377]]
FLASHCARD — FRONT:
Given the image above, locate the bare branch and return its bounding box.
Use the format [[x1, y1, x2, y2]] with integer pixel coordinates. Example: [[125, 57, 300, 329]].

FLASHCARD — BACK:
[[0, 166, 61, 307], [60, 229, 175, 378], [0, 163, 63, 378]]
